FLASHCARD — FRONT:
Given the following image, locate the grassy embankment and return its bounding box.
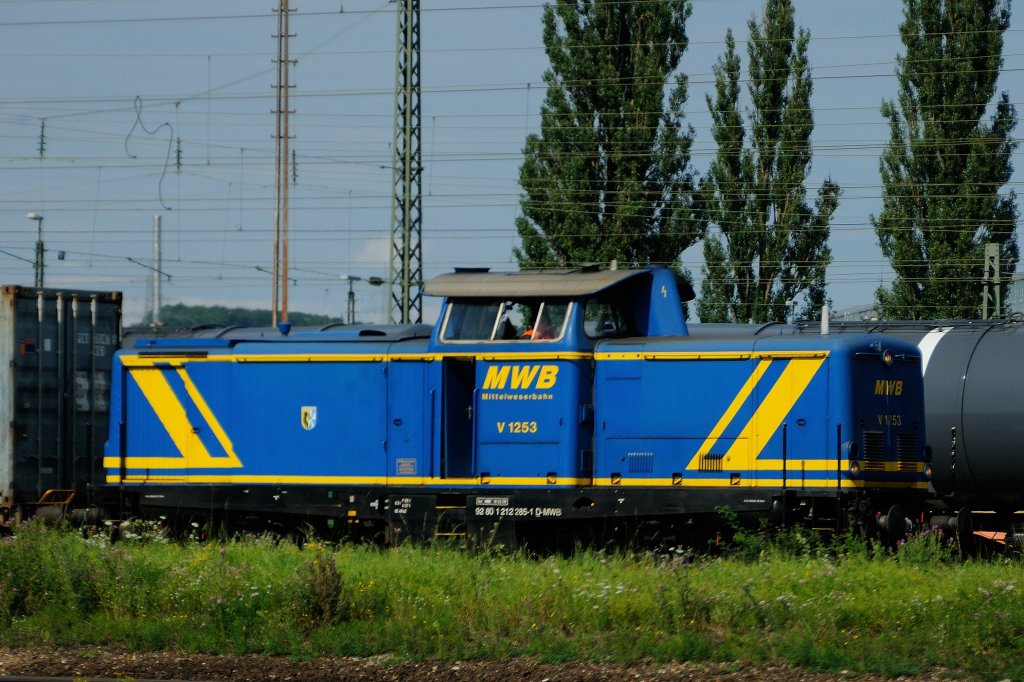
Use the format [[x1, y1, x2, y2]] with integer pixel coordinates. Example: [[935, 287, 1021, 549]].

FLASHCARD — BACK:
[[1, 522, 1022, 678]]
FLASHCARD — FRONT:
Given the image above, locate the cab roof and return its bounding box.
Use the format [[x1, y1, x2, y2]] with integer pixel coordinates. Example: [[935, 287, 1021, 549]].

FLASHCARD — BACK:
[[423, 266, 658, 299]]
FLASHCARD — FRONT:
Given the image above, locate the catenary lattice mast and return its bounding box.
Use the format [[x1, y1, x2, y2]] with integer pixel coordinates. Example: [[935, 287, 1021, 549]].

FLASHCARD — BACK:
[[389, 0, 423, 323]]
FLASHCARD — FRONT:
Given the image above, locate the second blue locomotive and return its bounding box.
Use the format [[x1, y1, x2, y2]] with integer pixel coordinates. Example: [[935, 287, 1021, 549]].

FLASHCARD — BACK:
[[101, 265, 930, 545]]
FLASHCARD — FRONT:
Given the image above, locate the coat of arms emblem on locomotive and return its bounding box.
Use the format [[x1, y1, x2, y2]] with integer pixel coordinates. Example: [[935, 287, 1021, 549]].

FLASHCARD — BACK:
[[301, 406, 318, 431]]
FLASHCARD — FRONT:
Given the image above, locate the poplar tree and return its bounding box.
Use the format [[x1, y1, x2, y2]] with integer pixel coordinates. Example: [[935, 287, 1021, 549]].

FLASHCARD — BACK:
[[515, 0, 699, 270], [873, 0, 1018, 319], [698, 0, 839, 323]]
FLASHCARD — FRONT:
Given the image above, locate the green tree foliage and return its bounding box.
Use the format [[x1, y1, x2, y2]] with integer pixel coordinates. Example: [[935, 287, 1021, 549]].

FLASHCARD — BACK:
[[873, 0, 1018, 319], [516, 0, 699, 271], [138, 304, 338, 329], [698, 0, 839, 323]]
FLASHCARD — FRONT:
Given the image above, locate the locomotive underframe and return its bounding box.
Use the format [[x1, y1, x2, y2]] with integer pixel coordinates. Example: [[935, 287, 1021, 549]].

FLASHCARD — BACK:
[[100, 481, 925, 548]]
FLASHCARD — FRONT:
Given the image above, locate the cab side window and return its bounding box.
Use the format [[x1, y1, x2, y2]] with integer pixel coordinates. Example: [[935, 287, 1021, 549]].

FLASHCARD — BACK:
[[496, 301, 528, 339], [583, 299, 632, 339], [442, 302, 500, 341], [522, 302, 568, 341], [441, 300, 570, 342]]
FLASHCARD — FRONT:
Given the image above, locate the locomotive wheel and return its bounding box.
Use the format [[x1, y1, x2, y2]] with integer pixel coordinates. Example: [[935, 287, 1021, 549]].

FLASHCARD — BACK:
[[879, 505, 908, 546]]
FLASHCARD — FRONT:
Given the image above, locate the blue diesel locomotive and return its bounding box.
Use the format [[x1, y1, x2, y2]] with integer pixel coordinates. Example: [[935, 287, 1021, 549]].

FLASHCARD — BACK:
[[101, 266, 931, 545]]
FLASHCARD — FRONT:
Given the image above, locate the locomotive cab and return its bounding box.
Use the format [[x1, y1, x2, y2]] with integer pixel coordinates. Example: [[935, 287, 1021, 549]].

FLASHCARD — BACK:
[[424, 266, 693, 487], [426, 265, 693, 348]]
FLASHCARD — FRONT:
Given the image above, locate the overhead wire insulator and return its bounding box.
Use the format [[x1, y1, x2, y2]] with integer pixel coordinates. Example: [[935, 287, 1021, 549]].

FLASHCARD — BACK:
[[38, 119, 46, 159]]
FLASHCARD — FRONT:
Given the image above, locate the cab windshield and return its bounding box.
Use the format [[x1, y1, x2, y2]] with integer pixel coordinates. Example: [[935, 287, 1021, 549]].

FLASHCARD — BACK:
[[441, 300, 570, 342]]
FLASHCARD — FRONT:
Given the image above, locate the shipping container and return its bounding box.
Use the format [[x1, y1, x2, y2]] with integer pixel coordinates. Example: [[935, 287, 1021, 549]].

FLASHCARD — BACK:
[[0, 286, 121, 522]]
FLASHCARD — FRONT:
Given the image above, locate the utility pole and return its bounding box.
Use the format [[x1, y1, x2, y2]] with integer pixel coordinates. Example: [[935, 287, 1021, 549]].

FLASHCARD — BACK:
[[389, 0, 423, 324], [27, 212, 44, 288], [982, 242, 1002, 319], [272, 0, 296, 325], [151, 215, 163, 325], [341, 274, 385, 325]]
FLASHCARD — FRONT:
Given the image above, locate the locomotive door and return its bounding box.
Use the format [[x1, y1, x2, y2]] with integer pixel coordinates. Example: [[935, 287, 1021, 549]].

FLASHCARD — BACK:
[[441, 357, 475, 478], [386, 359, 429, 483]]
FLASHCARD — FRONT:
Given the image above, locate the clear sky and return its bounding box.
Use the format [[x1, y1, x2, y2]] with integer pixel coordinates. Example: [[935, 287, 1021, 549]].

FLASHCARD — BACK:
[[0, 0, 1021, 324]]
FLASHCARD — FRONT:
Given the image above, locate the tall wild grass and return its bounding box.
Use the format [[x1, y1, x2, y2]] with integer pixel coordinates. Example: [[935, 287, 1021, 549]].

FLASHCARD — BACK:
[[0, 521, 1021, 678]]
